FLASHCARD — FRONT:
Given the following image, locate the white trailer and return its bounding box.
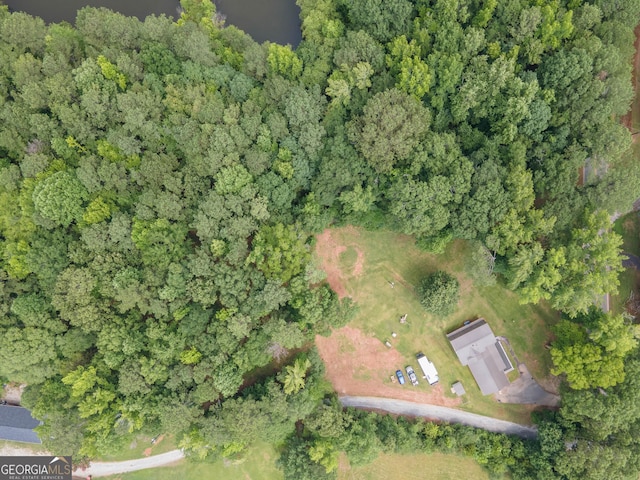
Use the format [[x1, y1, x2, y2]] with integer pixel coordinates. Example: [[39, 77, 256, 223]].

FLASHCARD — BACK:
[[416, 353, 439, 385]]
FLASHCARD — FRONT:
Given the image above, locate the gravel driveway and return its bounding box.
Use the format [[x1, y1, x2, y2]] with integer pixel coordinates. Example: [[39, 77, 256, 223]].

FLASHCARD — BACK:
[[80, 449, 184, 477], [340, 396, 538, 440]]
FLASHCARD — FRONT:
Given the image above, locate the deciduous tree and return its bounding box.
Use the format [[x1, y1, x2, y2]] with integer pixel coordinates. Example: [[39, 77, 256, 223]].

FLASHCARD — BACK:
[[419, 271, 460, 317]]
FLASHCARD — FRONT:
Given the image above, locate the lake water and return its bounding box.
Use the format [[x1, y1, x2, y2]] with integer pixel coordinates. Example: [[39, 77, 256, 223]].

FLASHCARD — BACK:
[[215, 0, 301, 46], [4, 0, 181, 23], [5, 0, 301, 46]]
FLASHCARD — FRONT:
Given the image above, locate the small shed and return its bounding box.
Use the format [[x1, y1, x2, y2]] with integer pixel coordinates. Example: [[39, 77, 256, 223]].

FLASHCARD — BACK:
[[0, 405, 42, 444], [451, 381, 466, 396]]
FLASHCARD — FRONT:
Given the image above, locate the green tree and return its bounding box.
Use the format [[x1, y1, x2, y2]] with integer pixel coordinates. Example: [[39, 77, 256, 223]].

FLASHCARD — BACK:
[[386, 36, 430, 99], [32, 171, 88, 226], [283, 358, 311, 395], [178, 0, 216, 26], [551, 210, 624, 316], [247, 223, 310, 284], [560, 358, 640, 441], [309, 439, 339, 473], [340, 0, 414, 43], [268, 44, 303, 80], [278, 436, 336, 480], [509, 211, 623, 315], [418, 271, 460, 317], [347, 89, 430, 173], [550, 310, 637, 390]]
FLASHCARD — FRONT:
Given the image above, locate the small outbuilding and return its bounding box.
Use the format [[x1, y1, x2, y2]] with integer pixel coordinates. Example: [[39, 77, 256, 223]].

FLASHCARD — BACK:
[[0, 405, 42, 444], [447, 318, 513, 395], [451, 381, 466, 396]]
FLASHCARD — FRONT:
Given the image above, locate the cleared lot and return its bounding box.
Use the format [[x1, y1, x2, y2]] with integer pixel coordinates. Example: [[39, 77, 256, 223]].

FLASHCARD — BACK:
[[315, 227, 559, 423]]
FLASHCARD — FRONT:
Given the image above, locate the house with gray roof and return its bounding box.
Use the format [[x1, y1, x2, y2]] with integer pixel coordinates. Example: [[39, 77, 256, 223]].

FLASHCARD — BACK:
[[447, 319, 513, 395], [0, 405, 42, 443]]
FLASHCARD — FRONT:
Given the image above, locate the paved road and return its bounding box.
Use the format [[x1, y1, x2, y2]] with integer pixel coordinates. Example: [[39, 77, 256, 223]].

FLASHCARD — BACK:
[[623, 251, 640, 269], [340, 396, 538, 440], [495, 364, 560, 407], [80, 449, 184, 477]]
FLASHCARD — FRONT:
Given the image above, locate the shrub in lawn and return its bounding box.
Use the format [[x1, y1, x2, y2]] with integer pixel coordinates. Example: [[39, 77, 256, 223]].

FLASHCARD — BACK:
[[419, 271, 459, 317]]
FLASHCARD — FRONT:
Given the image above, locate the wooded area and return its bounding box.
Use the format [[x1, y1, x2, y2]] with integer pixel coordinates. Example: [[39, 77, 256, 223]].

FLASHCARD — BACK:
[[1, 0, 640, 478]]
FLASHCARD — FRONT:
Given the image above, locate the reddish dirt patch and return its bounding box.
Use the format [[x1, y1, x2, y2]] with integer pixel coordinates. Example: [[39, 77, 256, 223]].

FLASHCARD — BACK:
[[316, 326, 461, 408], [315, 227, 365, 299], [143, 434, 165, 457]]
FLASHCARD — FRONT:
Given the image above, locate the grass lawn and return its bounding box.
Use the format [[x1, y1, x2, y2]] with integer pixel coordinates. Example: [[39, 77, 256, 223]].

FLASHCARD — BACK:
[[98, 447, 488, 480], [338, 452, 489, 480], [96, 433, 178, 462], [318, 227, 560, 423], [0, 439, 49, 454], [101, 442, 283, 480]]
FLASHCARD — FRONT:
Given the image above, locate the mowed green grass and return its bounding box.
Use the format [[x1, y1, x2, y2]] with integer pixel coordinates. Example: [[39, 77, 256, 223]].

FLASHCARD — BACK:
[[99, 449, 488, 480], [101, 442, 283, 480], [0, 439, 49, 454], [324, 227, 559, 423], [338, 452, 489, 480], [96, 433, 178, 461]]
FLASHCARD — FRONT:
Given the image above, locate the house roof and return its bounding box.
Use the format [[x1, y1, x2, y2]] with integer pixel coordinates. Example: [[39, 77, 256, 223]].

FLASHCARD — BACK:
[[0, 405, 42, 444], [447, 319, 511, 395]]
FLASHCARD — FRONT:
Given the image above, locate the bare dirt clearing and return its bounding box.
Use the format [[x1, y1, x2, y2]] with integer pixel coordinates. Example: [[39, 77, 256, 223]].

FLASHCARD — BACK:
[[316, 326, 461, 408], [315, 227, 364, 299], [1, 383, 25, 405]]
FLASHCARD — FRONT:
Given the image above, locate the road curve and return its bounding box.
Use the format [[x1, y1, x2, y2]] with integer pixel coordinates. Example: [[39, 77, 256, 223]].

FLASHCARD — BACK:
[[623, 251, 640, 269], [80, 449, 185, 477], [340, 396, 538, 440], [77, 397, 537, 476]]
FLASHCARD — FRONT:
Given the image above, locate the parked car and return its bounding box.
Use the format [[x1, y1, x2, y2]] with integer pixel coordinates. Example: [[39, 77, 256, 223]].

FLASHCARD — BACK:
[[405, 366, 419, 386], [395, 369, 406, 385]]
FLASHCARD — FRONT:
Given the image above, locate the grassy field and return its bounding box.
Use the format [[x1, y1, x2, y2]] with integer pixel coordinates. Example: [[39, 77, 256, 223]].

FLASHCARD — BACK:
[[338, 452, 489, 480], [96, 433, 178, 462], [321, 227, 560, 423], [101, 442, 283, 480], [0, 439, 49, 454], [97, 443, 489, 480]]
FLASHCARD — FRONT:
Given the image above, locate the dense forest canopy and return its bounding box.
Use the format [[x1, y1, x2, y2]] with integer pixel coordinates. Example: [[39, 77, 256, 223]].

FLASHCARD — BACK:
[[1, 0, 640, 478]]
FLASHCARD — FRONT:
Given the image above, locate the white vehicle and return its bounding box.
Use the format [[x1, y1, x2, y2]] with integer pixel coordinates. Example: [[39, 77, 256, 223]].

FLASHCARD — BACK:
[[405, 366, 419, 386], [416, 353, 439, 385]]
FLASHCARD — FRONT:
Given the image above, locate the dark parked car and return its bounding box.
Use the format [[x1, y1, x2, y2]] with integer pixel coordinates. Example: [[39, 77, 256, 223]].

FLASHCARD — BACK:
[[395, 370, 406, 385]]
